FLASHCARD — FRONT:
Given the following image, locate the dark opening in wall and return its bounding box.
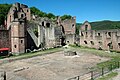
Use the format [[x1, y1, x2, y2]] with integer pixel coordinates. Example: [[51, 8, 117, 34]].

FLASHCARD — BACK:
[[90, 41, 94, 45], [85, 25, 88, 31], [10, 15, 11, 22], [98, 33, 101, 36], [84, 41, 87, 44], [21, 14, 24, 19], [108, 32, 111, 37], [46, 23, 50, 27], [27, 9, 29, 12], [42, 22, 44, 26], [21, 14, 24, 18], [21, 40, 23, 43], [98, 41, 102, 45], [67, 41, 69, 43], [14, 45, 17, 48], [72, 24, 74, 27], [86, 32, 88, 37], [81, 32, 84, 36], [107, 42, 113, 49], [118, 43, 120, 48]]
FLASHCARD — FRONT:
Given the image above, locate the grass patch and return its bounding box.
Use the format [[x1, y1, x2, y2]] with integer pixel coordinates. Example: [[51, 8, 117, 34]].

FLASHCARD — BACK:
[[69, 45, 120, 69], [12, 48, 62, 59], [96, 72, 118, 80], [0, 47, 62, 60]]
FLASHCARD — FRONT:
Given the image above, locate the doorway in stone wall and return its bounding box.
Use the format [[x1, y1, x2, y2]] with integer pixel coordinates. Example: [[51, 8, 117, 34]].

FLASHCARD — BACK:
[[107, 42, 113, 51], [60, 36, 66, 46], [60, 25, 66, 46]]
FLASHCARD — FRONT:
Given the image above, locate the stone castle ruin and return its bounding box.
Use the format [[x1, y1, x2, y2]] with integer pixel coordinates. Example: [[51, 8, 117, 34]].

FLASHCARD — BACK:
[[79, 21, 120, 52], [1, 2, 119, 55], [0, 2, 76, 55]]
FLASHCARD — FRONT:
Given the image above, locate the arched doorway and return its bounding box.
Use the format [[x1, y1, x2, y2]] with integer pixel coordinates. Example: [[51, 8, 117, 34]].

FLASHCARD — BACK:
[[107, 42, 113, 51]]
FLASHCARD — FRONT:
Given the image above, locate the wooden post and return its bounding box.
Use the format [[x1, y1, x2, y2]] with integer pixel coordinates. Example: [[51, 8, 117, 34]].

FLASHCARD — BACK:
[[91, 71, 94, 80], [4, 71, 6, 80], [102, 67, 104, 76], [118, 61, 119, 68], [110, 64, 112, 71], [78, 76, 79, 80]]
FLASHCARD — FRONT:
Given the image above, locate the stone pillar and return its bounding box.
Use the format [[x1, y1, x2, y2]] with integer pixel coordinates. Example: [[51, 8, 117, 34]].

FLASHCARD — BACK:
[[112, 32, 117, 51], [102, 31, 108, 50]]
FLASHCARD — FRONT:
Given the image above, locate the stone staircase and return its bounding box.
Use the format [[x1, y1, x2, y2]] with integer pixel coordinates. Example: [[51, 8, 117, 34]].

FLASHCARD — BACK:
[[27, 26, 39, 47]]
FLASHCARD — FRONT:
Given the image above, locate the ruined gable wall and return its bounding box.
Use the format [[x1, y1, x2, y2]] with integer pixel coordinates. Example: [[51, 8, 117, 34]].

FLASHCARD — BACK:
[[60, 17, 76, 44], [61, 17, 76, 35]]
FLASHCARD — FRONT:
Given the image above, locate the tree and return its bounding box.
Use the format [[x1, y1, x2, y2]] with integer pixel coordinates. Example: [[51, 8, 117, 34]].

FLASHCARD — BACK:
[[60, 15, 72, 21], [0, 4, 11, 25], [46, 13, 56, 19], [30, 7, 47, 17]]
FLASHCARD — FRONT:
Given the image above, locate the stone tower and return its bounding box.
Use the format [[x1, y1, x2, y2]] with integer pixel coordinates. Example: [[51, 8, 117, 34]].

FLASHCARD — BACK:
[[11, 19, 26, 54], [7, 2, 30, 54]]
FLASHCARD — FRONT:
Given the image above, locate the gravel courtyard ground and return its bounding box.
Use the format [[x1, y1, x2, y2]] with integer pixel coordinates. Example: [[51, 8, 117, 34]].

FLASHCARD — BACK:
[[0, 49, 109, 80]]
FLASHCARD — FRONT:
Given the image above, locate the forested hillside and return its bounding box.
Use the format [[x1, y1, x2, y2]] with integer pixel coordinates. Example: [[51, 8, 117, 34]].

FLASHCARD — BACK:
[[90, 20, 120, 30], [76, 20, 120, 35], [0, 4, 11, 25]]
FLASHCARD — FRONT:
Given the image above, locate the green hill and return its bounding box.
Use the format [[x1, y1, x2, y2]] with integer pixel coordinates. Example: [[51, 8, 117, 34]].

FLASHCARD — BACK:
[[90, 20, 120, 30], [76, 20, 120, 35]]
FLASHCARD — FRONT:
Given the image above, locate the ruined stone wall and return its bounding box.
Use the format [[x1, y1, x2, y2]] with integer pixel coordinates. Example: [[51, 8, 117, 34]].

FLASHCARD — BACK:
[[66, 34, 75, 44], [80, 21, 120, 52], [61, 17, 76, 35], [60, 17, 76, 44], [54, 26, 63, 46], [0, 30, 10, 48]]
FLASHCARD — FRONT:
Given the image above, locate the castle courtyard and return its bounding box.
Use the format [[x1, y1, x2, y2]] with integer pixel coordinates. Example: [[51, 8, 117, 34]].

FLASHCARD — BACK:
[[0, 48, 109, 80]]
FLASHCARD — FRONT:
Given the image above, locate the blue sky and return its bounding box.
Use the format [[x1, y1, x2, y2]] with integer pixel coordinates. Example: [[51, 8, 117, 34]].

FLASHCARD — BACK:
[[0, 0, 120, 23]]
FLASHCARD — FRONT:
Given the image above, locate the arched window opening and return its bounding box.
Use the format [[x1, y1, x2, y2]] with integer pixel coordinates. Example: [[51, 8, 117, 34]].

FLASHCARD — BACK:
[[46, 23, 50, 27], [84, 41, 87, 44], [90, 41, 94, 45], [42, 22, 44, 26], [98, 33, 101, 36], [108, 32, 111, 37]]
